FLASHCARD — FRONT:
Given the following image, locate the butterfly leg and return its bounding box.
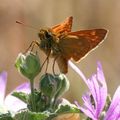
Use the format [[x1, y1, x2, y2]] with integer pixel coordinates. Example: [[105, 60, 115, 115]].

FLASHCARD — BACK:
[[45, 56, 49, 74], [40, 50, 51, 73], [52, 56, 59, 75], [24, 40, 40, 53]]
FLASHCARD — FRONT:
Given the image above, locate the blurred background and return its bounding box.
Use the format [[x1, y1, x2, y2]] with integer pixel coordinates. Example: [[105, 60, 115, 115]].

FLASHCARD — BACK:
[[0, 0, 120, 107]]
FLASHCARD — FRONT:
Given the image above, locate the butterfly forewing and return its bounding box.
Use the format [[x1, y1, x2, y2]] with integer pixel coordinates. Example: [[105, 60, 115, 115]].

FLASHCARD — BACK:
[[52, 16, 73, 37]]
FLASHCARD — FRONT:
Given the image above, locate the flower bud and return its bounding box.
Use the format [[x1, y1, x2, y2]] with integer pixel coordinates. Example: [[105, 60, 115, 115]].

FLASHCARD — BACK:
[[54, 74, 70, 99], [39, 74, 70, 100], [15, 51, 41, 80], [39, 73, 57, 97]]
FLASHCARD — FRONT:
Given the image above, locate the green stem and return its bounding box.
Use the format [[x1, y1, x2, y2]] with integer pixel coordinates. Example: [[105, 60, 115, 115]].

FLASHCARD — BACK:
[[30, 79, 36, 111]]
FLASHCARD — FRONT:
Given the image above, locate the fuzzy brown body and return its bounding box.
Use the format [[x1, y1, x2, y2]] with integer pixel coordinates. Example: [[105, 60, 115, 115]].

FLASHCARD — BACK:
[[38, 16, 108, 73], [38, 29, 60, 58]]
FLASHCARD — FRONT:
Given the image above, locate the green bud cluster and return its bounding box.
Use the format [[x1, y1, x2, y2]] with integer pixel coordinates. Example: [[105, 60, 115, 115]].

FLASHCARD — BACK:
[[13, 51, 79, 120]]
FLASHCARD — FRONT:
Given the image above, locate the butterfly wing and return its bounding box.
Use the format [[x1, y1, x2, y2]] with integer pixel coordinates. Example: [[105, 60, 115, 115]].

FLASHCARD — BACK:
[[56, 55, 68, 73], [52, 16, 73, 37], [68, 29, 108, 49], [56, 29, 107, 73]]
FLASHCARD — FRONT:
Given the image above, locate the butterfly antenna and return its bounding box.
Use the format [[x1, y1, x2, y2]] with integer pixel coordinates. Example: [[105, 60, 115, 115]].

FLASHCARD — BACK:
[[16, 21, 39, 31]]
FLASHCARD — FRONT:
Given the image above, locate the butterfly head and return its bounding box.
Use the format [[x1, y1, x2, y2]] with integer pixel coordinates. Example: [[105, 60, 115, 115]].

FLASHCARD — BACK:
[[38, 28, 56, 51], [38, 28, 53, 41]]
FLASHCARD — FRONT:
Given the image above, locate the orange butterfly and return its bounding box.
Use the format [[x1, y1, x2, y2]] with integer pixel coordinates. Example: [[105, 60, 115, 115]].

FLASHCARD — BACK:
[[23, 16, 108, 74]]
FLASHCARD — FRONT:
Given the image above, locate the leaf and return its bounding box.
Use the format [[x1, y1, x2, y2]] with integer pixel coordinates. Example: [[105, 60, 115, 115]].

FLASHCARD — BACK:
[[0, 112, 13, 120], [12, 92, 29, 104], [56, 105, 80, 114], [14, 110, 48, 120]]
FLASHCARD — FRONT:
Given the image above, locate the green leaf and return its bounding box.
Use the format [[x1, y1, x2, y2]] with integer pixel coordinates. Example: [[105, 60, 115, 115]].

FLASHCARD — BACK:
[[0, 112, 13, 120], [56, 105, 80, 114], [14, 110, 49, 120], [27, 90, 49, 112], [12, 92, 29, 104]]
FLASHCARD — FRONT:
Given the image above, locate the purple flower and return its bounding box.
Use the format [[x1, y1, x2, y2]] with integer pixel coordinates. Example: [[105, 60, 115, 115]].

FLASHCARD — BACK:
[[104, 86, 120, 120], [0, 71, 30, 113], [69, 61, 120, 120]]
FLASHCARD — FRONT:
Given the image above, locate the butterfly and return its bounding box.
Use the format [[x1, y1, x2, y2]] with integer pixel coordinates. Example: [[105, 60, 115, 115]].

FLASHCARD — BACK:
[[24, 16, 108, 74]]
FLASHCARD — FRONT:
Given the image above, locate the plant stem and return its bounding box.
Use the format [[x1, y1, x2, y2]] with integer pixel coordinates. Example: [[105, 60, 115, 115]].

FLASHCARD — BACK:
[[30, 79, 36, 111]]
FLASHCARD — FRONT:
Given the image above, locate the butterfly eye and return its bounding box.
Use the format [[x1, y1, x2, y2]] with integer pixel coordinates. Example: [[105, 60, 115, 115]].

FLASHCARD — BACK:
[[44, 31, 52, 39]]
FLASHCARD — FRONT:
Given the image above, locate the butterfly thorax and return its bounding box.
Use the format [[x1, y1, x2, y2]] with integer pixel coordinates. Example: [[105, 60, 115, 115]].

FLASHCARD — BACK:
[[38, 28, 61, 57]]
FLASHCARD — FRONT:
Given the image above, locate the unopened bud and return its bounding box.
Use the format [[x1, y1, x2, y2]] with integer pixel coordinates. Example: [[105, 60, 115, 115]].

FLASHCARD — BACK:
[[15, 51, 41, 80]]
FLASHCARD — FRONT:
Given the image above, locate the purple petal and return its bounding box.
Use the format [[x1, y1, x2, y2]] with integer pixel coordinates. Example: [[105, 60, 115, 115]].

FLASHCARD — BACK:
[[4, 82, 30, 112], [93, 62, 107, 117], [14, 82, 31, 93], [68, 61, 87, 84], [82, 93, 95, 112], [75, 101, 97, 120], [85, 62, 107, 118], [4, 94, 27, 112], [78, 79, 98, 119], [104, 86, 120, 120], [75, 62, 107, 119], [96, 62, 107, 115], [0, 71, 7, 104]]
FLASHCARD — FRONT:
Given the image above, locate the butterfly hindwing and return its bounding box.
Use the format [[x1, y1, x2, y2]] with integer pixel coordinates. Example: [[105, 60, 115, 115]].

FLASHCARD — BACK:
[[56, 55, 68, 73]]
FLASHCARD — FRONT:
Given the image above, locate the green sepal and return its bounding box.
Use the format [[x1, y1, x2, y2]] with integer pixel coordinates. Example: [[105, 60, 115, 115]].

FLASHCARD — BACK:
[[39, 73, 57, 98], [12, 92, 29, 104], [54, 74, 70, 99], [39, 74, 70, 100]]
